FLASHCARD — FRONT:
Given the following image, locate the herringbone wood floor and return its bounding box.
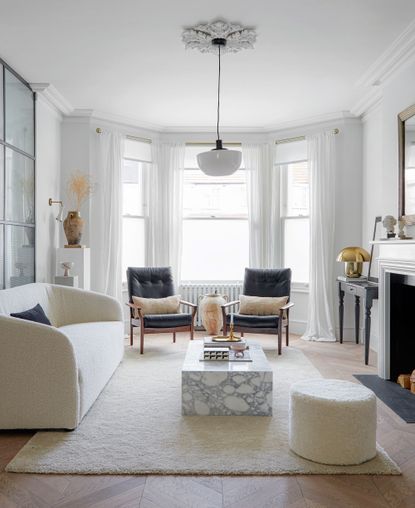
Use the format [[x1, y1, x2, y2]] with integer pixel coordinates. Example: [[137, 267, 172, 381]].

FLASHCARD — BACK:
[[1, 333, 415, 508]]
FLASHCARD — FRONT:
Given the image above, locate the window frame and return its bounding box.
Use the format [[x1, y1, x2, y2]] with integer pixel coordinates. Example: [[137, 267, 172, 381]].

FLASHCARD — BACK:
[[279, 159, 310, 290], [181, 145, 248, 281], [121, 148, 151, 285]]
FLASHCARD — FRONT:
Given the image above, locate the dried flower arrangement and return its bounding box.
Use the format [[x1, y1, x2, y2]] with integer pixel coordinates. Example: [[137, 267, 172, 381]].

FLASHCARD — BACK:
[[67, 171, 94, 211]]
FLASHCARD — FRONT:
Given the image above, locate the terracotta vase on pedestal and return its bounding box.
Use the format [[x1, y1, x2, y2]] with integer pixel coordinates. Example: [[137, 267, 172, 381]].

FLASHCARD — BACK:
[[63, 211, 84, 247], [199, 293, 228, 335]]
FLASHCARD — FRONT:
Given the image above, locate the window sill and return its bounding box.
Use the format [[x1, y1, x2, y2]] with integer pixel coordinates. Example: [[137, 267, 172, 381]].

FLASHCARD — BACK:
[[291, 283, 309, 293]]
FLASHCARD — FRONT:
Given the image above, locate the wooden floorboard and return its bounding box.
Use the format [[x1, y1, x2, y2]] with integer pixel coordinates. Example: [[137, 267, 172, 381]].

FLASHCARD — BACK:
[[1, 333, 414, 508]]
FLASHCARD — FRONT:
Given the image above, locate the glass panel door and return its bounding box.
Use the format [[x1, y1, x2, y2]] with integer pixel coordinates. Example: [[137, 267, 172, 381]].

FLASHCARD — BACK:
[[5, 68, 34, 157]]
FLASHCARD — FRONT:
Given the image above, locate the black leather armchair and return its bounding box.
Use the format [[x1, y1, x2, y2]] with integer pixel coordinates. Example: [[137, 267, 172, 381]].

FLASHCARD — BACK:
[[126, 267, 197, 354], [221, 268, 294, 355]]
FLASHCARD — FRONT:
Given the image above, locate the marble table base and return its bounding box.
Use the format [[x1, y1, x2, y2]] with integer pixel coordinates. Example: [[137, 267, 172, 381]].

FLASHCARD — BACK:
[[181, 341, 273, 416]]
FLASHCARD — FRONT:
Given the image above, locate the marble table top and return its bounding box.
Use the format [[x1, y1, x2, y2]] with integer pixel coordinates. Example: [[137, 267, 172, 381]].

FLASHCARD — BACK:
[[182, 340, 272, 373]]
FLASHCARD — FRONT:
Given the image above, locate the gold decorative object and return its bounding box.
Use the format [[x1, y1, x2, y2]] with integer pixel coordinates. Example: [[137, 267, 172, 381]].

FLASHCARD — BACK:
[[336, 246, 371, 278], [212, 323, 241, 342]]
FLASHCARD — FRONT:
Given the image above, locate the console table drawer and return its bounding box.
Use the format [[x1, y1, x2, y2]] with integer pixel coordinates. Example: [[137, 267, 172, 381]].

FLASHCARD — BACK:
[[345, 285, 359, 296]]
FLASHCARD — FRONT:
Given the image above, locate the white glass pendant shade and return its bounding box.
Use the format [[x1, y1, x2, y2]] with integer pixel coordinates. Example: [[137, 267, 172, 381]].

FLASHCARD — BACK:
[[197, 139, 242, 176]]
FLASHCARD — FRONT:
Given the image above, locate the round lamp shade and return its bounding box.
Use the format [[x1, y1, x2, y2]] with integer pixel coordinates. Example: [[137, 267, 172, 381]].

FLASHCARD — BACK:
[[336, 247, 370, 263], [197, 148, 242, 176], [337, 246, 371, 278]]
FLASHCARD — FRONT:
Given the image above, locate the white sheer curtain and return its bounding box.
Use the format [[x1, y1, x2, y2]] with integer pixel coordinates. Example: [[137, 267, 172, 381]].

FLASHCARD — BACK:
[[243, 143, 279, 268], [90, 130, 124, 302], [146, 142, 185, 283], [302, 131, 336, 342]]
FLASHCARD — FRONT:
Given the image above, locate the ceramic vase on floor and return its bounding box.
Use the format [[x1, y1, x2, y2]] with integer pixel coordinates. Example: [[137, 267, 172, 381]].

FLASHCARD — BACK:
[[63, 211, 85, 246], [199, 293, 227, 335]]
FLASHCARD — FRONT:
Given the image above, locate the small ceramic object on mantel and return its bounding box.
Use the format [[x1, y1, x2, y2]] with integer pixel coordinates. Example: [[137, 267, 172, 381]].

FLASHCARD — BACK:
[[398, 219, 413, 240], [382, 215, 397, 239]]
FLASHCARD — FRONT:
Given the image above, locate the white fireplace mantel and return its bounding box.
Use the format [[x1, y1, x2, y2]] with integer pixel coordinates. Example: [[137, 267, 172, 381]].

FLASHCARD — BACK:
[[372, 240, 415, 379]]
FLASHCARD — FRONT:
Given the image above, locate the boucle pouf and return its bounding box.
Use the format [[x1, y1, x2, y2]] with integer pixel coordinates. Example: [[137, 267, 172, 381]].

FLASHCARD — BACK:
[[289, 379, 377, 465]]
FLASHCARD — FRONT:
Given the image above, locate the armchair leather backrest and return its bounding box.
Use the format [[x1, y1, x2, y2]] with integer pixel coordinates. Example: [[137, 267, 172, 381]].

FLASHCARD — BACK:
[[243, 268, 291, 298], [127, 267, 175, 301]]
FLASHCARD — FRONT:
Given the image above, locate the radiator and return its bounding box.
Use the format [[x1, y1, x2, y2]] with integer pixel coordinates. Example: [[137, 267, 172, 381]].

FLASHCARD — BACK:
[[179, 282, 243, 328]]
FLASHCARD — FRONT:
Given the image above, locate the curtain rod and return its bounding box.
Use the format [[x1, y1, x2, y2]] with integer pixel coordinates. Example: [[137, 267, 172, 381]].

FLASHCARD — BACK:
[[275, 128, 339, 145], [95, 128, 152, 144]]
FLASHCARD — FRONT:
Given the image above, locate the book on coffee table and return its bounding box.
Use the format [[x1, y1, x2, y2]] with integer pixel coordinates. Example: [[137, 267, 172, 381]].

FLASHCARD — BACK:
[[203, 336, 247, 348], [200, 349, 252, 362]]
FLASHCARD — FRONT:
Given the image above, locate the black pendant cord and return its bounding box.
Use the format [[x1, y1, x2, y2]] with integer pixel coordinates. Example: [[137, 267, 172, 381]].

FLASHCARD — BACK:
[[216, 43, 221, 141]]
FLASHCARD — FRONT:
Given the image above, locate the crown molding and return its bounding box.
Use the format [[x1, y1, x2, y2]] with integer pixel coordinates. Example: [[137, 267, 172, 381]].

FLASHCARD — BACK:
[[357, 19, 415, 88], [161, 124, 267, 134], [262, 111, 357, 133], [30, 83, 73, 115], [162, 112, 358, 134], [351, 88, 383, 117], [85, 109, 161, 133]]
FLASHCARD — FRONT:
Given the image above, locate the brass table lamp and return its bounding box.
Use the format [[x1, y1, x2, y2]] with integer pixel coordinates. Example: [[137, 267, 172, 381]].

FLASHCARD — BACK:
[[337, 246, 371, 278]]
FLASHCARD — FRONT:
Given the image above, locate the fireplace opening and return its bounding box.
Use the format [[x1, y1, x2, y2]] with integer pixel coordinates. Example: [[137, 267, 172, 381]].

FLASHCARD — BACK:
[[390, 273, 415, 382]]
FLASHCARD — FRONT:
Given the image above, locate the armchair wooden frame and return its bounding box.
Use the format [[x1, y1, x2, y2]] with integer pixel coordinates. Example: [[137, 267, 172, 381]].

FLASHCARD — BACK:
[[126, 300, 197, 354], [221, 300, 294, 355]]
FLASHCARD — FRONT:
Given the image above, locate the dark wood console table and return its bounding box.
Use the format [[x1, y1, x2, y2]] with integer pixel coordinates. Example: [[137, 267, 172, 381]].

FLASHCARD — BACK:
[[337, 278, 379, 365]]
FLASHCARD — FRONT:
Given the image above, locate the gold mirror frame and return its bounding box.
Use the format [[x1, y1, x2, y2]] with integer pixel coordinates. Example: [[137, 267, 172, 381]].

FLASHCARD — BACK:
[[398, 104, 415, 225]]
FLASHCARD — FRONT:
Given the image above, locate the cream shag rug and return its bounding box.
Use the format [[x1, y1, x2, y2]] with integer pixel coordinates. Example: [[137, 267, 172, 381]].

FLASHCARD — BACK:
[[6, 339, 400, 475]]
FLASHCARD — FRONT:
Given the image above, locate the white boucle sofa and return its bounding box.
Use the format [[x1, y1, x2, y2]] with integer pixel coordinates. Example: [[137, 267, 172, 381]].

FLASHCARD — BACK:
[[0, 283, 124, 430]]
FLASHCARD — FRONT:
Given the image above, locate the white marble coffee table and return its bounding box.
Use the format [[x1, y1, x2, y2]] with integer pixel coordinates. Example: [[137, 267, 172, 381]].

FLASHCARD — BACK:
[[181, 340, 273, 416]]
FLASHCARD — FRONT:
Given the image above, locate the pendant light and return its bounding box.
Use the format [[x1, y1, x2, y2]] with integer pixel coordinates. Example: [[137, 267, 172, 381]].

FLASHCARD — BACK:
[[197, 38, 242, 176]]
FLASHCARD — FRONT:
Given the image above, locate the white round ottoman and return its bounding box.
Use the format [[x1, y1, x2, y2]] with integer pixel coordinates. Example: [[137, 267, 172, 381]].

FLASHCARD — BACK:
[[289, 379, 377, 465]]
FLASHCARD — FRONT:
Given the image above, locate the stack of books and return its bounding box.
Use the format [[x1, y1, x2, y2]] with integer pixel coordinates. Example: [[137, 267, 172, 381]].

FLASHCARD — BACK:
[[338, 275, 368, 283], [203, 337, 248, 348], [200, 337, 252, 362]]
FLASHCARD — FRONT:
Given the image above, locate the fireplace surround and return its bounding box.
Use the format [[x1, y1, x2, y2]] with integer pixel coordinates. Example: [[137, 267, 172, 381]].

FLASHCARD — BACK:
[[377, 240, 415, 379]]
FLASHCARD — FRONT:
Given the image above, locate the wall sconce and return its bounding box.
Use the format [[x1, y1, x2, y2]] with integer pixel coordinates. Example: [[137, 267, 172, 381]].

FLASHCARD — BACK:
[[48, 198, 64, 222]]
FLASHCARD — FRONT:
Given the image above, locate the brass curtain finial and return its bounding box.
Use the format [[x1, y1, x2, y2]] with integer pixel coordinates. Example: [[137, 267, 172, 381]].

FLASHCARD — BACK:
[[96, 127, 102, 134]]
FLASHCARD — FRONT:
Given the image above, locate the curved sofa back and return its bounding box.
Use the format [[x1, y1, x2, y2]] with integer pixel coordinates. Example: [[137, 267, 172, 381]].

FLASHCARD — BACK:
[[0, 283, 123, 327], [0, 283, 59, 325]]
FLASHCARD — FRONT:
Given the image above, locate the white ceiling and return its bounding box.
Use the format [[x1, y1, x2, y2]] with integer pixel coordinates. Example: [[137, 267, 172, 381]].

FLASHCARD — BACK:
[[1, 0, 415, 129]]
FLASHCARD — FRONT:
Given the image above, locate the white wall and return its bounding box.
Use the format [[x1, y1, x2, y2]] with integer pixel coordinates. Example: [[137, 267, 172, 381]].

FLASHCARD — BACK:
[[60, 117, 92, 246], [35, 95, 62, 282], [362, 58, 415, 352]]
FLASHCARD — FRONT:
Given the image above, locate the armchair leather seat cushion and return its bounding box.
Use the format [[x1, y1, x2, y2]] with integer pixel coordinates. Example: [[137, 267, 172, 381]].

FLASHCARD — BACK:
[[144, 313, 192, 329], [226, 313, 279, 329]]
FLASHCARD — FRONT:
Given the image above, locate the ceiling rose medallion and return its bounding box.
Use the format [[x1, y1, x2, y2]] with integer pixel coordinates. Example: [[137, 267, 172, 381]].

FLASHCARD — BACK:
[[182, 20, 256, 54], [183, 20, 257, 176]]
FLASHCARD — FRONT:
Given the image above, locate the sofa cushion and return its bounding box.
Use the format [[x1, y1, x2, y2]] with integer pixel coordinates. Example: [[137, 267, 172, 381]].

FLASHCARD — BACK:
[[226, 313, 279, 329], [11, 303, 52, 326], [144, 313, 192, 329]]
